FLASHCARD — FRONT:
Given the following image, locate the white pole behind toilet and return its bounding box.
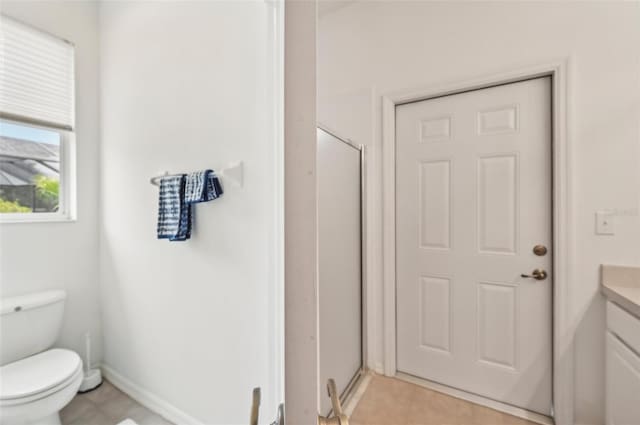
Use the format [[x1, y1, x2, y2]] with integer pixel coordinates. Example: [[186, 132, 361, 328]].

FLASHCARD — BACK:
[[79, 331, 103, 393]]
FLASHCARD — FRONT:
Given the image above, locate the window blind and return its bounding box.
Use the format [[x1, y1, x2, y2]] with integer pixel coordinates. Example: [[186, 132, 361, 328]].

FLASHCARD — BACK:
[[0, 15, 75, 130]]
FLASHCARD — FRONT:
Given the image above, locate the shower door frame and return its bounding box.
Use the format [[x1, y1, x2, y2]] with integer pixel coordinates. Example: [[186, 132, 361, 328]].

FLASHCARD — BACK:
[[316, 122, 367, 413], [317, 124, 367, 413]]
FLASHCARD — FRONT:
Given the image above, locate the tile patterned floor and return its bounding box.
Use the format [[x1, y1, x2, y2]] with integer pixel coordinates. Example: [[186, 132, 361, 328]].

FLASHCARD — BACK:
[[350, 375, 540, 425], [61, 380, 174, 425], [64, 375, 539, 425]]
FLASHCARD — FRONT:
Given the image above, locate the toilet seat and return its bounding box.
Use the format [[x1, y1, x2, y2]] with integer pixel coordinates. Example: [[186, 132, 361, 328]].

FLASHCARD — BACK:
[[0, 349, 82, 405]]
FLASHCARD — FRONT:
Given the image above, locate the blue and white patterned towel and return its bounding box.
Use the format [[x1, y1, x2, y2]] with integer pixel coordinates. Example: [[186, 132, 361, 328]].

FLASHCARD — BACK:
[[157, 175, 191, 241], [184, 169, 224, 204], [205, 171, 223, 201]]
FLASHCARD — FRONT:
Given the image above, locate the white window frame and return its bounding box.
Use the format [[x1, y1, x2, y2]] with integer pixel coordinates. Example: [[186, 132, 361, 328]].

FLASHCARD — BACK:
[[0, 15, 77, 224], [0, 117, 76, 224]]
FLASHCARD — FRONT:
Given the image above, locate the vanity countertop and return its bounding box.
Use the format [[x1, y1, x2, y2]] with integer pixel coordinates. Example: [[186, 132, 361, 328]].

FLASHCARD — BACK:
[[601, 265, 640, 318]]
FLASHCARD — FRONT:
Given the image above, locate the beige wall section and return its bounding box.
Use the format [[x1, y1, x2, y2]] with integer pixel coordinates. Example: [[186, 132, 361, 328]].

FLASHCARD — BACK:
[[284, 0, 319, 424], [0, 1, 102, 366], [318, 2, 640, 424], [99, 2, 282, 423]]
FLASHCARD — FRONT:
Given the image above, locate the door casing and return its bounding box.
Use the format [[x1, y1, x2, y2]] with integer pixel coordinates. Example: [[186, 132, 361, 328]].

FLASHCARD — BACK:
[[380, 60, 574, 425]]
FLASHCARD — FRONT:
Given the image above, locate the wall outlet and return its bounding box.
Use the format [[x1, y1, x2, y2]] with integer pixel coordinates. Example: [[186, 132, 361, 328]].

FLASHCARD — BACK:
[[596, 211, 615, 235]]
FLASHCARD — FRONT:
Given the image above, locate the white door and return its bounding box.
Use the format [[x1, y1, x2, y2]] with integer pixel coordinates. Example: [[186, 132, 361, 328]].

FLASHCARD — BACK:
[[396, 77, 553, 415], [317, 128, 362, 415]]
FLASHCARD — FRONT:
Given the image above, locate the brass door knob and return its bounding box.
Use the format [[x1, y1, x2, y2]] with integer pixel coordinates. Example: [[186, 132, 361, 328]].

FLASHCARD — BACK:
[[521, 269, 548, 281]]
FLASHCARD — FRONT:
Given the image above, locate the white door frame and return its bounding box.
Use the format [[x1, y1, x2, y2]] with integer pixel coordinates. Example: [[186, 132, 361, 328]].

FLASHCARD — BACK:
[[381, 60, 574, 425], [284, 1, 319, 424]]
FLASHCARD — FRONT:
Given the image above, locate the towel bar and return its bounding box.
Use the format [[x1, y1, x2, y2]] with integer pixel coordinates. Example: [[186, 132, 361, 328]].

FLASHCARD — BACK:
[[150, 161, 243, 188]]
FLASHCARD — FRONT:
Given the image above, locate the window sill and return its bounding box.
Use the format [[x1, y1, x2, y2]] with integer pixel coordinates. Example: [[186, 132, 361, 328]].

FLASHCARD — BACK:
[[0, 213, 76, 224]]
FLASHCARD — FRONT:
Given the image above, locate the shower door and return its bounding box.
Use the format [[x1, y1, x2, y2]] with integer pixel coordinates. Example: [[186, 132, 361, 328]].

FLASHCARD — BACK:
[[317, 127, 363, 415]]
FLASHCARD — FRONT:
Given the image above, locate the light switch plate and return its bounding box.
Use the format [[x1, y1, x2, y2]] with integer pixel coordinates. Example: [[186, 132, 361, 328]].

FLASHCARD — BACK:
[[596, 211, 615, 235]]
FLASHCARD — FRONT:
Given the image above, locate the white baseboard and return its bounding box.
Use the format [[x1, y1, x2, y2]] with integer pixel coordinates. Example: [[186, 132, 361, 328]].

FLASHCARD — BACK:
[[101, 364, 204, 425], [343, 372, 372, 417], [396, 372, 554, 425]]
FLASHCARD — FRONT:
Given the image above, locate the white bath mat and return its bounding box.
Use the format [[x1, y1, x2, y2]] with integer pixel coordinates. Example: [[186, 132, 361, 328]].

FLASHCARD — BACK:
[[117, 420, 138, 425]]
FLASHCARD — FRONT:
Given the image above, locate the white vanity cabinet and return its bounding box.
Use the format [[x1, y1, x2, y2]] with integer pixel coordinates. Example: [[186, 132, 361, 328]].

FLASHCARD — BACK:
[[606, 301, 640, 425]]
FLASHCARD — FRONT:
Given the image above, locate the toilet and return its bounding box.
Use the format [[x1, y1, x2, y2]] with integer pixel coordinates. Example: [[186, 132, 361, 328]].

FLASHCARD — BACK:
[[0, 290, 83, 425]]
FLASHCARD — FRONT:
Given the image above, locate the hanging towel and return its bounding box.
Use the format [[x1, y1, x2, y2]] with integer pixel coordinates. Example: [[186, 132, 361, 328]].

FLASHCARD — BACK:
[[206, 171, 224, 200], [184, 169, 224, 204], [157, 175, 192, 241]]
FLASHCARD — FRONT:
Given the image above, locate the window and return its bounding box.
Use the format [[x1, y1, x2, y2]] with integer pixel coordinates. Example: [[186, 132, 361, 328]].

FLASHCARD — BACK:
[[0, 15, 75, 222]]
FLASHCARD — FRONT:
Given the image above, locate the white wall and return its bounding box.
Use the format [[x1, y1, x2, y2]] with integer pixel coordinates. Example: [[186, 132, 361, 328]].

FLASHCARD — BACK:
[[318, 2, 640, 424], [99, 2, 281, 424], [0, 1, 102, 366]]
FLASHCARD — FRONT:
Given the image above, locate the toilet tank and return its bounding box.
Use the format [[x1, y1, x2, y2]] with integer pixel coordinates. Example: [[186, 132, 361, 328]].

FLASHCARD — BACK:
[[0, 290, 66, 366]]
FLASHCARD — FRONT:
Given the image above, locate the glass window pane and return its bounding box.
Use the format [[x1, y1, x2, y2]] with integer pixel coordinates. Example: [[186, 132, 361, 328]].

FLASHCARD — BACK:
[[0, 121, 61, 213]]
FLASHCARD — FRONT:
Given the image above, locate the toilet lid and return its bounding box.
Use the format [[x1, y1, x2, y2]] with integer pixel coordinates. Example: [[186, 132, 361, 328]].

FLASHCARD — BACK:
[[0, 348, 81, 400]]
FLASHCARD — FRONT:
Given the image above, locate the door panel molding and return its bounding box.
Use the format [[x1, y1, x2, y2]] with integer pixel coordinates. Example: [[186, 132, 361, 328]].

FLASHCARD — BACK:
[[382, 60, 574, 425]]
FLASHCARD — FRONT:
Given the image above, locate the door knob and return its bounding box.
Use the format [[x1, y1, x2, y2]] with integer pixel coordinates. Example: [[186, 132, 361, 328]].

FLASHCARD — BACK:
[[318, 379, 349, 425], [521, 269, 547, 281]]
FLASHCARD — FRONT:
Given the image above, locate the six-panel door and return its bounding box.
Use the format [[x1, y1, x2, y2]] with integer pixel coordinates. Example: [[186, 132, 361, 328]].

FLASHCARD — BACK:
[[395, 77, 553, 415]]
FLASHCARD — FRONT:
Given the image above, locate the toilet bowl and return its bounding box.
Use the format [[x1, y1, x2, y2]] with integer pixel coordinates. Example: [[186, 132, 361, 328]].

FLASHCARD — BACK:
[[0, 291, 83, 425], [1, 349, 83, 425]]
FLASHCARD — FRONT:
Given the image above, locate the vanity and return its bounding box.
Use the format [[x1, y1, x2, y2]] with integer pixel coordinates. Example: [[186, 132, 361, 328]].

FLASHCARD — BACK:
[[601, 265, 640, 425]]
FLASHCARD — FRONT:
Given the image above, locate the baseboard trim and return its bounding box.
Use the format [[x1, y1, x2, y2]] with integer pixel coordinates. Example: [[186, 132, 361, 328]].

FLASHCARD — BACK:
[[101, 364, 204, 425], [343, 371, 372, 417], [395, 372, 554, 425]]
